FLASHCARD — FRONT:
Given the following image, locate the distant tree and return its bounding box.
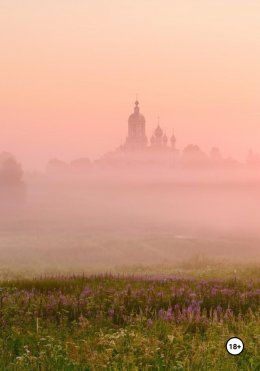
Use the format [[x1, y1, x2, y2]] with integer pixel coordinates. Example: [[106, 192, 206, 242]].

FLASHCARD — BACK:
[[246, 149, 260, 166], [182, 144, 209, 168], [222, 157, 240, 167], [46, 159, 69, 174], [0, 152, 24, 187], [210, 147, 222, 162], [70, 158, 90, 172], [0, 152, 26, 205]]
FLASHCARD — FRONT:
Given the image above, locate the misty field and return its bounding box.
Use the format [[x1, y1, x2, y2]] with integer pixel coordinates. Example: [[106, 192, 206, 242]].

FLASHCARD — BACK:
[[1, 176, 260, 369], [1, 175, 260, 277], [0, 267, 259, 370]]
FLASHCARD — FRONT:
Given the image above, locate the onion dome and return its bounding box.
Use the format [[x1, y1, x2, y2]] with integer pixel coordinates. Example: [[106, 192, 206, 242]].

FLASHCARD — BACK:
[[163, 133, 168, 144], [154, 125, 163, 138], [171, 130, 176, 146], [150, 135, 155, 145]]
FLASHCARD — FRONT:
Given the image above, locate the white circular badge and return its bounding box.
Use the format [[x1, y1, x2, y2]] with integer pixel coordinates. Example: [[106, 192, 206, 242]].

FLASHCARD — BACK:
[[226, 337, 244, 355]]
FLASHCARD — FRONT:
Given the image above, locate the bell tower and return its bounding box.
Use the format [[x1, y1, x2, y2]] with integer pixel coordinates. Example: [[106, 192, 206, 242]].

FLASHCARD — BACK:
[[124, 100, 147, 150]]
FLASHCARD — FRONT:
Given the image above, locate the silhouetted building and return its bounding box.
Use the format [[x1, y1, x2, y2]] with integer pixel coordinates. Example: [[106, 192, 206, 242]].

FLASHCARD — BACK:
[[124, 100, 148, 150], [150, 122, 165, 149], [97, 100, 179, 168], [150, 122, 177, 152], [181, 145, 209, 168], [123, 100, 177, 153]]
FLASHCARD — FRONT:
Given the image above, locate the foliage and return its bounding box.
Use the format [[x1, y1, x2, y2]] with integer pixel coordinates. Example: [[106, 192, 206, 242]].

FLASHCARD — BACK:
[[0, 272, 259, 370], [0, 152, 23, 187]]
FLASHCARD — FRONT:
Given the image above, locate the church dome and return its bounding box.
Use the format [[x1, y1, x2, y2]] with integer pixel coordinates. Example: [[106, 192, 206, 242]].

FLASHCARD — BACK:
[[163, 133, 168, 144], [128, 100, 146, 124], [171, 130, 176, 146], [128, 113, 146, 124], [154, 125, 163, 138]]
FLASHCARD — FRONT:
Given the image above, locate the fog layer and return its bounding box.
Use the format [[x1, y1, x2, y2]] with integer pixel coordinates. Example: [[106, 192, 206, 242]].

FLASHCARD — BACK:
[[1, 169, 260, 275]]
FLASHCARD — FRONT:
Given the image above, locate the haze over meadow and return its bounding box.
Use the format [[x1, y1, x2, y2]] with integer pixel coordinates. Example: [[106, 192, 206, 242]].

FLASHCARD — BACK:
[[1, 1, 260, 275]]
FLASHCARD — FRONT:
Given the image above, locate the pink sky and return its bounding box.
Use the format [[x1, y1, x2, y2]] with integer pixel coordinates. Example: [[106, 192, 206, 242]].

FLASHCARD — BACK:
[[1, 0, 260, 170]]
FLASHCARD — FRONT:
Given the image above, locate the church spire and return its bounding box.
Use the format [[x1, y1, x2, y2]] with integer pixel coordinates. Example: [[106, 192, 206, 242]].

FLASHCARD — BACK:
[[134, 98, 140, 114], [171, 129, 176, 148]]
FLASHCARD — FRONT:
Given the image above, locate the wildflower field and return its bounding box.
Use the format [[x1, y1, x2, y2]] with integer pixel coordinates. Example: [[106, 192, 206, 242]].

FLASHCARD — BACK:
[[0, 267, 259, 370]]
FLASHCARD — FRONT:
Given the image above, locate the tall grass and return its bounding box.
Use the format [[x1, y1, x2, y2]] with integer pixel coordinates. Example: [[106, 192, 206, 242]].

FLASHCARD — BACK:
[[0, 268, 259, 370]]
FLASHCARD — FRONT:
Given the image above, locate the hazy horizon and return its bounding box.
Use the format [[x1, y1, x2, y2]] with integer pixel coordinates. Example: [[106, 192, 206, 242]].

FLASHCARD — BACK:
[[1, 173, 260, 275], [1, 1, 260, 171]]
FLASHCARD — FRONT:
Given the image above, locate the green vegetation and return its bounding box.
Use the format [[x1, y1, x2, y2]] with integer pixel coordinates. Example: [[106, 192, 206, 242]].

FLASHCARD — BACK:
[[0, 267, 259, 370]]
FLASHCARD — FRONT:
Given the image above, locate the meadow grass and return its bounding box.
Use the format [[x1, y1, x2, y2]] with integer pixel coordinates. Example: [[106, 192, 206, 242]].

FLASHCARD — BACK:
[[0, 265, 259, 370]]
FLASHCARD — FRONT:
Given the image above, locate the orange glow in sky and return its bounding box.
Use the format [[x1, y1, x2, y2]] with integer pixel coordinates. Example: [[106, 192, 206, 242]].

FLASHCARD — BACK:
[[1, 0, 260, 169]]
